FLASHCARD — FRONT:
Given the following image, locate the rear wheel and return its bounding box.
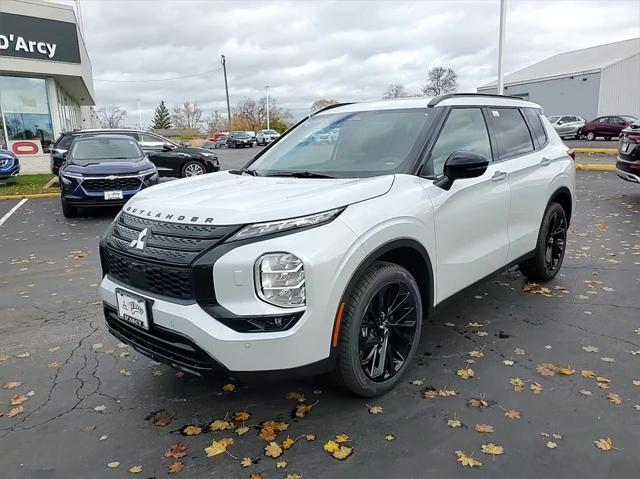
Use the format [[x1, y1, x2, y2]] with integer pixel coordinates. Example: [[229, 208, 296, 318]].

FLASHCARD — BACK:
[[181, 160, 205, 177], [586, 131, 595, 141], [61, 198, 77, 218], [334, 261, 422, 397], [518, 202, 567, 281]]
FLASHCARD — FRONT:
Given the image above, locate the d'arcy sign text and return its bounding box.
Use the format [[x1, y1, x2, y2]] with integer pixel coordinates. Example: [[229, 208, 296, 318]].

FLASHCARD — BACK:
[[0, 12, 80, 63]]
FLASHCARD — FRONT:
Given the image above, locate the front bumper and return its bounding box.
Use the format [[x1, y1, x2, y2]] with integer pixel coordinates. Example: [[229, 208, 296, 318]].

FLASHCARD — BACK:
[[616, 159, 640, 183], [99, 217, 366, 372], [0, 158, 20, 179]]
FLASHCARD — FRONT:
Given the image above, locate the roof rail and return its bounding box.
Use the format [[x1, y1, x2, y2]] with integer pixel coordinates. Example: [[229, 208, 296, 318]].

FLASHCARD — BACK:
[[427, 93, 526, 107], [310, 102, 354, 116]]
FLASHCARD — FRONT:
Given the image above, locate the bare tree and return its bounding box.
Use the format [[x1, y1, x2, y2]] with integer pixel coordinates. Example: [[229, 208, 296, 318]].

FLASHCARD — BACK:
[[231, 97, 293, 132], [310, 98, 339, 112], [383, 84, 410, 99], [421, 67, 457, 96], [172, 101, 204, 130], [205, 110, 225, 134], [96, 105, 127, 128]]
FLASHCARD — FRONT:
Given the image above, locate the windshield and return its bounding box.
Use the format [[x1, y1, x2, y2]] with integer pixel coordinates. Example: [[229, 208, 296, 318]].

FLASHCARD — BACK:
[[70, 137, 143, 161], [248, 108, 432, 178], [548, 116, 561, 123], [235, 132, 251, 138]]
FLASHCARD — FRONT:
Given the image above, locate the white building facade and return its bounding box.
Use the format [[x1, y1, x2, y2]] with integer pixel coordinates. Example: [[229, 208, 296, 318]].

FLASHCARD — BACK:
[[0, 0, 97, 163], [478, 38, 640, 120]]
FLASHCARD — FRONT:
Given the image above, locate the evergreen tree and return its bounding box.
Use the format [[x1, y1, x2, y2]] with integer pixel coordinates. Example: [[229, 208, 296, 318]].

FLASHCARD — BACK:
[[151, 101, 172, 129]]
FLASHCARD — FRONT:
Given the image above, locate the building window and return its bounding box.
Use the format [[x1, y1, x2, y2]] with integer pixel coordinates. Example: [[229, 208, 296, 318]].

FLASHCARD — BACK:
[[0, 76, 54, 152]]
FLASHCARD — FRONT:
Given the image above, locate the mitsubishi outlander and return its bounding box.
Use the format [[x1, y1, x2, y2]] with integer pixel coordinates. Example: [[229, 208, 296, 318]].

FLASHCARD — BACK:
[[99, 94, 575, 397]]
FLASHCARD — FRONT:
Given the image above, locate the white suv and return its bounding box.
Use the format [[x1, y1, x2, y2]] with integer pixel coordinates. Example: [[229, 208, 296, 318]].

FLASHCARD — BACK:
[[99, 94, 575, 397]]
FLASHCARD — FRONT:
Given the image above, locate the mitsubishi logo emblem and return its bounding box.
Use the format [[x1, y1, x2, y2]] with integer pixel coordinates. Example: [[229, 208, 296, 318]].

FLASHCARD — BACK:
[[130, 228, 148, 250]]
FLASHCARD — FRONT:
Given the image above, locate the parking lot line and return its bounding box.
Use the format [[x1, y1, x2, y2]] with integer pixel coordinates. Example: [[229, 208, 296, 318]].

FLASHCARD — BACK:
[[0, 198, 28, 226]]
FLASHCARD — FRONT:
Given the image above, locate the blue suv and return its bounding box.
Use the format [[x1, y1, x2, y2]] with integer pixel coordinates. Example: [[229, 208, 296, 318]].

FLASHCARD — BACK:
[[59, 134, 158, 218], [0, 149, 20, 180]]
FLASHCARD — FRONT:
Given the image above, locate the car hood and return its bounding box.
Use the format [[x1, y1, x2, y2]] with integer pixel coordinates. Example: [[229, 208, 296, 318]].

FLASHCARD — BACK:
[[63, 158, 153, 175], [124, 171, 394, 225]]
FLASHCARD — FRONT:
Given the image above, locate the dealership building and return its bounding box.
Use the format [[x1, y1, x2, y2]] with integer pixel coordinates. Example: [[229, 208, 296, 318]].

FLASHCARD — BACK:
[[0, 0, 98, 164], [478, 38, 640, 120]]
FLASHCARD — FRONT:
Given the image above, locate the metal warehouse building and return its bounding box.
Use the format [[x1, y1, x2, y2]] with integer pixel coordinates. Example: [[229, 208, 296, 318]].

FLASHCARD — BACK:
[[0, 0, 98, 164], [478, 38, 640, 120]]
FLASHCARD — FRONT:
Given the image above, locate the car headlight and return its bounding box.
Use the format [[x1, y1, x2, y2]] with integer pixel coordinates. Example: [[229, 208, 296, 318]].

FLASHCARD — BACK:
[[228, 207, 344, 241], [255, 253, 305, 307], [59, 172, 82, 185]]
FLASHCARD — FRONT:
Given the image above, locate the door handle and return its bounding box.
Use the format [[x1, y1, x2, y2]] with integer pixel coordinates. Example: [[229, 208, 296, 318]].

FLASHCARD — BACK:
[[540, 157, 552, 166], [491, 171, 508, 182]]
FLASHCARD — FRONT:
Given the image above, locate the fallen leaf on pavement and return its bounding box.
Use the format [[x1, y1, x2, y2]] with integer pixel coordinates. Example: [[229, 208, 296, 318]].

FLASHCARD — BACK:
[[510, 377, 525, 392], [581, 369, 596, 378], [94, 405, 106, 412], [235, 426, 249, 435], [474, 424, 494, 433], [558, 366, 575, 375], [536, 363, 558, 376], [48, 361, 60, 369], [209, 419, 233, 432], [7, 405, 25, 417], [580, 389, 592, 396], [129, 465, 143, 474], [594, 437, 614, 451], [546, 441, 558, 449], [164, 443, 188, 459], [607, 393, 623, 405], [385, 434, 395, 441], [530, 382, 543, 394], [481, 443, 504, 456], [600, 357, 616, 363], [265, 441, 283, 458], [222, 383, 236, 392], [240, 457, 254, 467], [182, 425, 202, 436], [276, 461, 288, 468], [504, 409, 520, 419], [448, 419, 462, 428], [468, 398, 489, 409], [205, 438, 234, 457], [282, 436, 296, 450], [107, 462, 120, 468], [3, 381, 21, 389], [457, 367, 475, 379], [168, 461, 184, 474], [152, 411, 176, 427], [10, 394, 28, 406], [233, 410, 251, 422], [15, 352, 30, 359], [368, 405, 383, 415], [294, 402, 316, 418], [582, 345, 599, 353], [305, 434, 316, 442], [455, 450, 482, 467]]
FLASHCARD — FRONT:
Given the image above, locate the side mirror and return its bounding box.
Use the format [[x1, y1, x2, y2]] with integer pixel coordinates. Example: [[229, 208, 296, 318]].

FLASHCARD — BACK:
[[434, 151, 489, 190], [162, 143, 174, 151], [62, 151, 68, 160], [557, 121, 563, 125]]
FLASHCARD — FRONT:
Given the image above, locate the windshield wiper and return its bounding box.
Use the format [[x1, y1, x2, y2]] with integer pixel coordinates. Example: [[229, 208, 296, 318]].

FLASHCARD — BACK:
[[229, 168, 260, 176], [264, 171, 335, 179]]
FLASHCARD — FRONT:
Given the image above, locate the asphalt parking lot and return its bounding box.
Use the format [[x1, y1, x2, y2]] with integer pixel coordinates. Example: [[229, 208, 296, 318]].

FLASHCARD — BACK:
[[1, 170, 639, 479]]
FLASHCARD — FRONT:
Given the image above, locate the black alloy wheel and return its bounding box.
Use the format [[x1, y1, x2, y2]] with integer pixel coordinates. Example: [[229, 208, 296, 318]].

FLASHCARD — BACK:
[[544, 208, 567, 273], [359, 281, 419, 382]]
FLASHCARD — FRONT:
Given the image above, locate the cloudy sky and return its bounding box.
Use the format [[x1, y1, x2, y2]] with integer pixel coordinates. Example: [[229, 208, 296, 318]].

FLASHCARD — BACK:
[[64, 0, 640, 127]]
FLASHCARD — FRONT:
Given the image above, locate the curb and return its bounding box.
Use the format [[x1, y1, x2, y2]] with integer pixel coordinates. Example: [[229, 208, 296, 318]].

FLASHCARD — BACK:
[[0, 192, 60, 200], [575, 164, 616, 172], [573, 148, 618, 155]]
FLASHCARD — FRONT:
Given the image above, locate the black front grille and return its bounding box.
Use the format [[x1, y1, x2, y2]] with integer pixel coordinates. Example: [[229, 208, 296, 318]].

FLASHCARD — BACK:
[[83, 177, 141, 191], [105, 305, 221, 373], [103, 213, 241, 299]]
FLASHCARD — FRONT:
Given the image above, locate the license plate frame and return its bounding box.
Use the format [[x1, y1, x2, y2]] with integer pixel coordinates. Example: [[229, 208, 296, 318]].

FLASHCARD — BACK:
[[104, 190, 123, 200], [115, 289, 150, 330]]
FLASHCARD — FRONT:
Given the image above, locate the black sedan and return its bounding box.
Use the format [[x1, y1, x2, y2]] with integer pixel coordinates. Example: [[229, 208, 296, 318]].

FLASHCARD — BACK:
[[616, 120, 640, 184], [50, 129, 219, 178]]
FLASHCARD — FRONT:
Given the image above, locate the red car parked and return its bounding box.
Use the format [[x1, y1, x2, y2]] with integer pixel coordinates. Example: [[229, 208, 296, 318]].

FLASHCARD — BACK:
[[581, 115, 638, 141], [209, 132, 228, 142]]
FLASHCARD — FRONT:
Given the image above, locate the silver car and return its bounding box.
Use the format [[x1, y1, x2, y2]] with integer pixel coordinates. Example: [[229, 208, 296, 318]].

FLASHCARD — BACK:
[[548, 115, 585, 139]]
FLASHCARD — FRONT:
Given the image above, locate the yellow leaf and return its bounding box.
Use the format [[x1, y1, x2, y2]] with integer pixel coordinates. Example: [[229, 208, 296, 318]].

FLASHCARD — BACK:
[[48, 361, 60, 369], [129, 465, 143, 474], [294, 403, 314, 418], [595, 223, 608, 232], [3, 381, 22, 389], [509, 377, 525, 391], [182, 425, 202, 436], [305, 434, 316, 442], [448, 419, 462, 428], [368, 405, 383, 415], [530, 382, 543, 394], [286, 474, 304, 479], [335, 433, 351, 443], [546, 441, 558, 449], [558, 366, 575, 376], [580, 389, 592, 396], [282, 436, 295, 450], [287, 391, 305, 401], [607, 392, 623, 405], [455, 450, 482, 467], [107, 462, 120, 468], [536, 363, 558, 376], [233, 411, 251, 422], [632, 380, 640, 387], [410, 379, 424, 385], [276, 461, 288, 468], [474, 424, 495, 433], [10, 394, 28, 406], [7, 405, 25, 417], [457, 367, 475, 379], [240, 457, 253, 468], [222, 383, 236, 392], [323, 440, 340, 453], [438, 389, 457, 397], [168, 461, 184, 474], [581, 369, 596, 378], [481, 443, 504, 455], [205, 438, 233, 457], [265, 441, 283, 458], [385, 434, 395, 441], [504, 409, 521, 420], [468, 350, 484, 358], [331, 445, 353, 460], [235, 426, 249, 436], [594, 437, 614, 451], [209, 419, 232, 432]]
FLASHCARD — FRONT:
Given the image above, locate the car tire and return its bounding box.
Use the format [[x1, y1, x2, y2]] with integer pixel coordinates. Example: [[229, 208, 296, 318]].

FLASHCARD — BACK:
[[334, 261, 423, 397], [605, 136, 612, 141], [61, 199, 77, 218], [586, 131, 595, 141], [518, 202, 568, 282], [181, 160, 206, 178]]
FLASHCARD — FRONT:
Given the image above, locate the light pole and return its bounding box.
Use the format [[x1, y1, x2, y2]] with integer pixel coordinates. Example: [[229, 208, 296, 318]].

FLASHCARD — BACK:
[[137, 99, 142, 130], [221, 55, 231, 128], [497, 0, 507, 95], [265, 85, 270, 130]]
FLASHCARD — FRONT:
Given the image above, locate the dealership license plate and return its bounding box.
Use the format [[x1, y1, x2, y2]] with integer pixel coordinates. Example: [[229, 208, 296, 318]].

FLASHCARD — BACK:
[[104, 190, 123, 200], [116, 290, 149, 330]]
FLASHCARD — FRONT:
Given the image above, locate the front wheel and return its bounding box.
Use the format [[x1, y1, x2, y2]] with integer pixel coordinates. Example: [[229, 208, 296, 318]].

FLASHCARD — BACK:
[[586, 131, 596, 141], [518, 202, 567, 281], [181, 160, 205, 177], [334, 261, 422, 397]]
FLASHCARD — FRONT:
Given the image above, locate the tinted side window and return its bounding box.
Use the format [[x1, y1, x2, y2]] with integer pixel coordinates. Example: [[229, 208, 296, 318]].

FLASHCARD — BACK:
[[428, 108, 492, 177], [139, 133, 165, 149], [524, 108, 547, 147], [490, 108, 534, 159]]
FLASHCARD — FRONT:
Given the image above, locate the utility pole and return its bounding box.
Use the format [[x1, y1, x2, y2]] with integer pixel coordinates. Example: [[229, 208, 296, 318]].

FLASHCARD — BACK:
[[265, 85, 270, 130], [221, 55, 231, 128], [497, 0, 507, 95], [137, 99, 142, 130]]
